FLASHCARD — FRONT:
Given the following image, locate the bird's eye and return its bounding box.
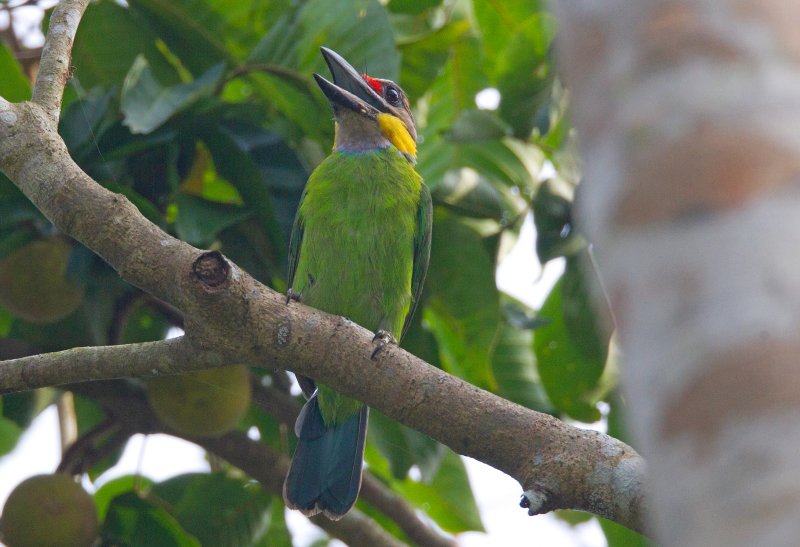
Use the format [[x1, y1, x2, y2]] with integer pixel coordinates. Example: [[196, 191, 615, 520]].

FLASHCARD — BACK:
[[385, 85, 401, 106]]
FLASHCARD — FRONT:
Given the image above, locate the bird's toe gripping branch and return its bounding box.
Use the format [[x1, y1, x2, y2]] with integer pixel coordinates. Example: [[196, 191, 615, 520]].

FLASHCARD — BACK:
[[370, 329, 397, 360], [286, 288, 302, 305]]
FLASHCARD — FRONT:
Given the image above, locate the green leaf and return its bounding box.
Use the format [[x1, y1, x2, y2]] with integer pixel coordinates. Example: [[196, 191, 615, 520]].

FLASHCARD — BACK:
[[121, 56, 224, 134], [432, 168, 523, 221], [533, 262, 608, 421], [250, 0, 399, 81], [472, 1, 557, 137], [398, 20, 470, 100], [151, 473, 272, 547], [59, 89, 117, 165], [533, 177, 585, 263], [0, 416, 22, 456], [71, 0, 180, 89], [492, 300, 554, 413], [388, 0, 442, 15], [127, 0, 239, 76], [95, 475, 155, 522], [600, 516, 655, 547], [173, 193, 251, 247], [424, 212, 500, 390], [447, 109, 509, 142], [102, 491, 200, 547], [0, 43, 31, 102], [200, 123, 289, 259], [395, 450, 484, 533], [369, 410, 446, 481]]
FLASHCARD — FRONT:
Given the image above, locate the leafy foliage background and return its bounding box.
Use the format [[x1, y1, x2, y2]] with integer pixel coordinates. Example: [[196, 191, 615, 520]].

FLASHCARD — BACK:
[[0, 0, 646, 544]]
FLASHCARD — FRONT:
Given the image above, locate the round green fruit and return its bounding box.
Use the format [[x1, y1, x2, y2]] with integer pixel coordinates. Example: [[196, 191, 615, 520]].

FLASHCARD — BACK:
[[0, 238, 84, 323], [146, 365, 252, 437], [1, 473, 98, 547]]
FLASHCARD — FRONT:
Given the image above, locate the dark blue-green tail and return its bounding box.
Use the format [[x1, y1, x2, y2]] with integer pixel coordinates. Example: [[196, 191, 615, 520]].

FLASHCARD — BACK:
[[283, 394, 368, 520]]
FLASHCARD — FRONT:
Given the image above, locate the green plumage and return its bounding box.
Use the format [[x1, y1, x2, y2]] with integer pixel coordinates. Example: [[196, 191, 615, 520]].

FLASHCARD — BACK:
[[284, 146, 431, 519], [289, 147, 429, 424], [283, 45, 430, 521]]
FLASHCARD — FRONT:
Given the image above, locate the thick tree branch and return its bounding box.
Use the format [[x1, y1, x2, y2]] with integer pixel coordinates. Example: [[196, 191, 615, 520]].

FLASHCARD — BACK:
[[30, 0, 88, 123], [0, 0, 647, 534]]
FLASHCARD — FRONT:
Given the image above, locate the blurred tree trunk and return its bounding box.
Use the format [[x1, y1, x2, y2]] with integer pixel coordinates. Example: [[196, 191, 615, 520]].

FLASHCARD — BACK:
[[556, 1, 800, 545]]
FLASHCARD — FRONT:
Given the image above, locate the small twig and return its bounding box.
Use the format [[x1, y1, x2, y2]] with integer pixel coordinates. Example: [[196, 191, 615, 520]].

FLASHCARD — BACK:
[[30, 0, 90, 124], [216, 63, 311, 95], [55, 391, 78, 454], [57, 417, 126, 475]]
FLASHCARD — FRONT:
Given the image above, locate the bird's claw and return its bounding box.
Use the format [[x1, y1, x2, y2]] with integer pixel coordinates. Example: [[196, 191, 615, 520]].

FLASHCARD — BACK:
[[371, 329, 397, 360], [286, 288, 302, 305]]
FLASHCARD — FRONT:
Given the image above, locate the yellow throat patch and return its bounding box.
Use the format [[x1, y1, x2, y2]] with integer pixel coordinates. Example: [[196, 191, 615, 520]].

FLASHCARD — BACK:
[[377, 113, 416, 162]]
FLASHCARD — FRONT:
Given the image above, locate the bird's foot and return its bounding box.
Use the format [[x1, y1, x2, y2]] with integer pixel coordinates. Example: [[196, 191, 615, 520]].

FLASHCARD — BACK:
[[286, 288, 302, 305], [371, 329, 397, 360]]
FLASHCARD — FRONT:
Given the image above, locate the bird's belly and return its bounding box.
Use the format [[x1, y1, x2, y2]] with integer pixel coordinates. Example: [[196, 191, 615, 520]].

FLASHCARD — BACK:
[[296, 209, 415, 335]]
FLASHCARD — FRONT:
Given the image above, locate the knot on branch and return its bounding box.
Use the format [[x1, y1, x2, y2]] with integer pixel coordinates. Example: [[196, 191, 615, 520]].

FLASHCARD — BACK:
[[192, 251, 230, 290]]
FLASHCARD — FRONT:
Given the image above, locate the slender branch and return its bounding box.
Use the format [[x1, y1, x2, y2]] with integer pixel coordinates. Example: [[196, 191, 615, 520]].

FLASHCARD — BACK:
[[216, 63, 311, 95], [0, 337, 228, 393], [30, 0, 88, 124]]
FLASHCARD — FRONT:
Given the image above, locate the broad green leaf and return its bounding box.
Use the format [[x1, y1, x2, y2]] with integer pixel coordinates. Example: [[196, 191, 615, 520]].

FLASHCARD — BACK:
[[0, 307, 11, 336], [123, 298, 173, 344], [173, 193, 251, 247], [250, 0, 399, 81], [0, 199, 42, 231], [60, 89, 117, 165], [95, 475, 155, 522], [121, 57, 224, 134], [600, 516, 654, 547], [398, 20, 470, 100], [447, 109, 509, 142], [151, 473, 272, 547], [127, 0, 238, 76], [71, 0, 179, 89], [533, 264, 607, 422], [533, 177, 585, 263], [395, 451, 484, 533], [432, 168, 523, 221], [0, 416, 22, 456], [492, 301, 554, 413], [102, 491, 200, 547], [200, 123, 288, 259], [369, 410, 446, 481], [0, 43, 31, 101], [261, 498, 293, 547], [472, 1, 556, 137], [388, 0, 442, 15], [424, 212, 500, 390], [495, 15, 557, 138], [471, 0, 545, 64]]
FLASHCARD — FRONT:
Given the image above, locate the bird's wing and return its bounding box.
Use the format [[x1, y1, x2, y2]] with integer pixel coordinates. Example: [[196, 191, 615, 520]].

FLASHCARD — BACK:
[[287, 191, 306, 292], [400, 183, 433, 341]]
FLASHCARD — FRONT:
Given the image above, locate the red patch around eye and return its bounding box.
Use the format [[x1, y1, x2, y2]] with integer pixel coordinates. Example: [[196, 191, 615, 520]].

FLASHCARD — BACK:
[[362, 74, 383, 94]]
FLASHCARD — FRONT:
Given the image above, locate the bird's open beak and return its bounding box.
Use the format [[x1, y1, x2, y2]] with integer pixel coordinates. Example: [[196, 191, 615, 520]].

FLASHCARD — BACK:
[[313, 47, 387, 116]]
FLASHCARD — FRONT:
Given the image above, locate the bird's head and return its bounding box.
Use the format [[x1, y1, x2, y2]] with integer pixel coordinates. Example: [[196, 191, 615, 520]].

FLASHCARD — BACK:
[[314, 47, 417, 163]]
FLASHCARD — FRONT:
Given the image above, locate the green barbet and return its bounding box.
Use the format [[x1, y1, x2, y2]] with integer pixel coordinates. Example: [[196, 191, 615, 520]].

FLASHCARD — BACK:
[[282, 47, 431, 520]]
